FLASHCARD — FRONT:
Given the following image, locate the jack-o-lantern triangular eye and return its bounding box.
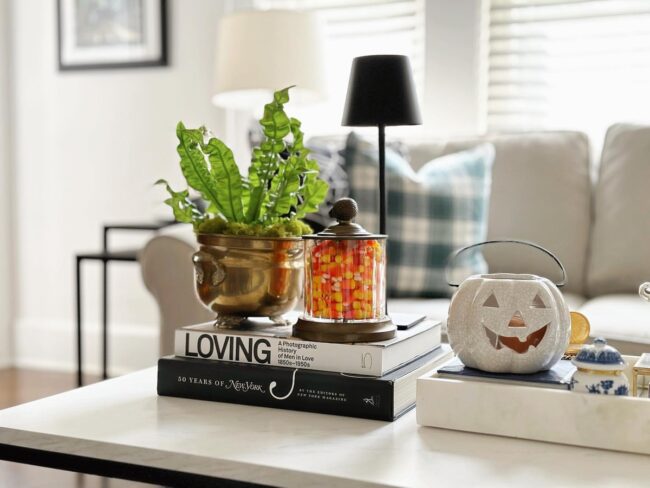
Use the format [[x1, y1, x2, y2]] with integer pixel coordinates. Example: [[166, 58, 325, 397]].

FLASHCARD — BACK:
[[483, 293, 500, 308], [531, 294, 547, 309]]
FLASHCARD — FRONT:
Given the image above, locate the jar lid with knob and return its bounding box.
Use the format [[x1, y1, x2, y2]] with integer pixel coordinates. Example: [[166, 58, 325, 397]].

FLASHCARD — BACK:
[[303, 197, 387, 240], [572, 337, 626, 371]]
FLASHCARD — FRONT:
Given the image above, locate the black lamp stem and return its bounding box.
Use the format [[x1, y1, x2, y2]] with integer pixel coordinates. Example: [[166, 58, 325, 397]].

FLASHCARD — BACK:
[[378, 124, 386, 235]]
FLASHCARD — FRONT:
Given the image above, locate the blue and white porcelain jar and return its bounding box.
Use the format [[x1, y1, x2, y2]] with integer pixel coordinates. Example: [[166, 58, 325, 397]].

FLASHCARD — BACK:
[[571, 338, 629, 395]]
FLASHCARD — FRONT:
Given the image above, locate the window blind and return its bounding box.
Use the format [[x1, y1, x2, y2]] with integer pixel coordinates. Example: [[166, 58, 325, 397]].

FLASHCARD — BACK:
[[485, 0, 650, 139], [254, 0, 425, 133]]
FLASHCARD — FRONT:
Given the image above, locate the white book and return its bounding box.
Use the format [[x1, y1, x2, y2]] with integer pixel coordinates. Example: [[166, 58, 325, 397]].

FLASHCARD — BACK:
[[174, 317, 441, 377]]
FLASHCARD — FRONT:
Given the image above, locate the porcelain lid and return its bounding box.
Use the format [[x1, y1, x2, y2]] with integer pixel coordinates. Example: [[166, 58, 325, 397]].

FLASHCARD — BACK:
[[572, 337, 625, 371]]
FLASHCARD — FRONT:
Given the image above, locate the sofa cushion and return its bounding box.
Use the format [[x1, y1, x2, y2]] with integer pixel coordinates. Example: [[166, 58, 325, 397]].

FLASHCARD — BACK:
[[345, 133, 494, 298], [579, 295, 650, 345], [587, 124, 650, 296], [407, 131, 591, 295], [389, 298, 451, 325]]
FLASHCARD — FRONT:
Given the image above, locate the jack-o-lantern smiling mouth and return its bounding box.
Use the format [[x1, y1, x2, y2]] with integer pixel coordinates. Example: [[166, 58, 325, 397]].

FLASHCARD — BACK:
[[483, 324, 549, 353]]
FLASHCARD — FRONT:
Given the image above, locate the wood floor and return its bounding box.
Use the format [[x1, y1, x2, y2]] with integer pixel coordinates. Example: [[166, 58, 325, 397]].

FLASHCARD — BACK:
[[0, 368, 155, 487]]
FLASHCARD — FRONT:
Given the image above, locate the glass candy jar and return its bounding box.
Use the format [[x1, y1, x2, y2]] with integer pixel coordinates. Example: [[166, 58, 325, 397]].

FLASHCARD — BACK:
[[294, 198, 396, 343]]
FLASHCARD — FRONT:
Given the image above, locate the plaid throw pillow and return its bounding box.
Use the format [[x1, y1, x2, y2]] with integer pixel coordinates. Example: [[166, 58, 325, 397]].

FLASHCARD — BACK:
[[344, 133, 495, 298], [304, 136, 410, 230]]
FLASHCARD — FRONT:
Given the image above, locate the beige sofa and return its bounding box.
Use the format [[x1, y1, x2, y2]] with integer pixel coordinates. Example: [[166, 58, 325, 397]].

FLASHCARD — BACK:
[[140, 124, 650, 356]]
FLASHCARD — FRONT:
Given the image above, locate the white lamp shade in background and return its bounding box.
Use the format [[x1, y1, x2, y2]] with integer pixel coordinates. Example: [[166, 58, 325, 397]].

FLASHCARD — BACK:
[[212, 10, 327, 110]]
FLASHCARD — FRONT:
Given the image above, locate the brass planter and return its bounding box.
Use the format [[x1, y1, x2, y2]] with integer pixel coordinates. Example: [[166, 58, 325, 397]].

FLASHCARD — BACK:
[[192, 234, 304, 328]]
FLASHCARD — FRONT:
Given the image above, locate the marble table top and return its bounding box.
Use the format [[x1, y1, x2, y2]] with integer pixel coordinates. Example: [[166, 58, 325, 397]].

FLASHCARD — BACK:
[[0, 368, 647, 487]]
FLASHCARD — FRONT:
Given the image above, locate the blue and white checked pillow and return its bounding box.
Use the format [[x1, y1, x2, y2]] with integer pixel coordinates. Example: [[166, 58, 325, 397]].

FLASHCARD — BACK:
[[344, 133, 495, 298]]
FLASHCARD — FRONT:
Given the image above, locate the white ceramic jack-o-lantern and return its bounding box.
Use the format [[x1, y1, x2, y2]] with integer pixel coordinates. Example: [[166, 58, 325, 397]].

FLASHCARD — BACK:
[[447, 273, 571, 374]]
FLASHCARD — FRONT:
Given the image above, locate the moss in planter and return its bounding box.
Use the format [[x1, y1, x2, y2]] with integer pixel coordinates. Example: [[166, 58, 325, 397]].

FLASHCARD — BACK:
[[197, 217, 312, 237]]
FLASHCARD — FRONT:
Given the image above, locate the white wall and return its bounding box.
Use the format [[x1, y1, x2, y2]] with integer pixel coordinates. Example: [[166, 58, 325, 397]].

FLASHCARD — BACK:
[[10, 0, 233, 374], [0, 0, 14, 368], [423, 0, 482, 137]]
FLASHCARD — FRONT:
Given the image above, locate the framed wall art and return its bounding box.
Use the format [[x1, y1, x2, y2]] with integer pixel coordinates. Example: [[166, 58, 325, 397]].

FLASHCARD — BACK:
[[57, 0, 168, 71]]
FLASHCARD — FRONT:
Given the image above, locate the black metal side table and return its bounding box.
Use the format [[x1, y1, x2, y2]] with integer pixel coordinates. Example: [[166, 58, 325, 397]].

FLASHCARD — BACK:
[[75, 222, 174, 386]]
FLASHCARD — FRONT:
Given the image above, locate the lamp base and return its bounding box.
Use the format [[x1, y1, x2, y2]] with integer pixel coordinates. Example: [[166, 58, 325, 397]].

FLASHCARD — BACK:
[[293, 317, 396, 343]]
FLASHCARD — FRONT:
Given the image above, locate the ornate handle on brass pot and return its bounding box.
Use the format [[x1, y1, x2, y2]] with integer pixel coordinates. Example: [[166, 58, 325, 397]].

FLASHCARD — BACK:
[[640, 282, 650, 302], [192, 251, 226, 287], [285, 246, 304, 260]]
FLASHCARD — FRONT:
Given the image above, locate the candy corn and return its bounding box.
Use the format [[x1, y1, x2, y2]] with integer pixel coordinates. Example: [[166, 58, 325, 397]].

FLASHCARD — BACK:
[[305, 239, 384, 321]]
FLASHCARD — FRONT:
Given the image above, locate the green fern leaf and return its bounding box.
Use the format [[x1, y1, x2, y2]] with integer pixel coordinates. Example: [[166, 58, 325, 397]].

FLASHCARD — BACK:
[[202, 137, 244, 222]]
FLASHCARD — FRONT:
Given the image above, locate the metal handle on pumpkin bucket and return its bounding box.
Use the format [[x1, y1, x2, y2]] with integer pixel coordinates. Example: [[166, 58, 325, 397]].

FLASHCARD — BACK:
[[445, 239, 567, 288], [640, 282, 650, 302]]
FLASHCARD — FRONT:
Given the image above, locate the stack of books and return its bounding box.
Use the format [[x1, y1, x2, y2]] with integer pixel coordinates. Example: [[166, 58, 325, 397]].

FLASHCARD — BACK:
[[157, 314, 451, 421]]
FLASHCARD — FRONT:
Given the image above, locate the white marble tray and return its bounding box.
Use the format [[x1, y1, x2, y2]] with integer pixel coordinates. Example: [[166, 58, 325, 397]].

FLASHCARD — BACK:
[[416, 356, 650, 455]]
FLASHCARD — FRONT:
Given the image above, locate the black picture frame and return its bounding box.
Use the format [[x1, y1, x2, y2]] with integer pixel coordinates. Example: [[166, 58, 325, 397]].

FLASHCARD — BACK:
[[57, 0, 168, 71]]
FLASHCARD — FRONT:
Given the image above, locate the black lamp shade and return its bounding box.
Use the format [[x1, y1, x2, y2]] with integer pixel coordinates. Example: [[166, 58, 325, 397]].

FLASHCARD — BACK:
[[342, 55, 422, 127]]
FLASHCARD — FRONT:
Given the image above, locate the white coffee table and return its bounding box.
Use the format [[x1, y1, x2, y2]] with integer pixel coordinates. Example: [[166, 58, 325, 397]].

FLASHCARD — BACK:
[[0, 368, 646, 487]]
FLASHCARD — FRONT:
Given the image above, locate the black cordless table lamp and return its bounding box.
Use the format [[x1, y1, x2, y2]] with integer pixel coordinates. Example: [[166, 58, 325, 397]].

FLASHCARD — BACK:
[[341, 55, 422, 235]]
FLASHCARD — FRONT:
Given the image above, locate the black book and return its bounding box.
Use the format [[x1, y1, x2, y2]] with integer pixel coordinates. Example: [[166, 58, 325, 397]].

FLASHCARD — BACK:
[[436, 358, 576, 390], [157, 345, 452, 421]]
